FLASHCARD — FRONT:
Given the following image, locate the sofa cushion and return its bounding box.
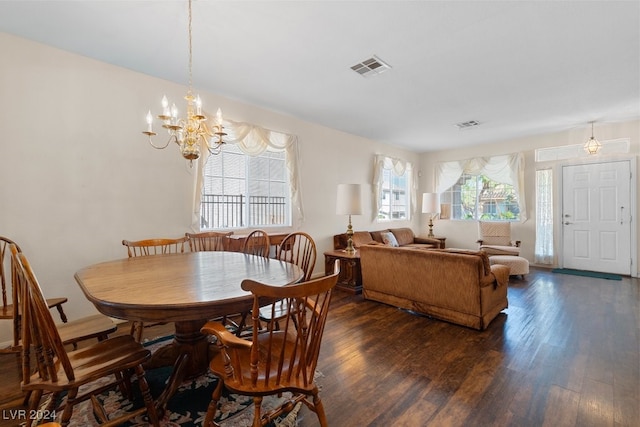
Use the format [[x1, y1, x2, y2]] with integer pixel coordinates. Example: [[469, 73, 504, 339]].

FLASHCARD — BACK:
[[352, 231, 375, 248], [380, 231, 399, 247], [388, 228, 416, 246]]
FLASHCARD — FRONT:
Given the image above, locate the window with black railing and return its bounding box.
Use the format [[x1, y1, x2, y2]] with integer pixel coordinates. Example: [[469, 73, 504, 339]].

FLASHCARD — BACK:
[[201, 144, 290, 230]]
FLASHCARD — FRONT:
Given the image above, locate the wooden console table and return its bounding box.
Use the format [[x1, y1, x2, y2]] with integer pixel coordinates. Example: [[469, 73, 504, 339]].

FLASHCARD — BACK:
[[324, 249, 362, 294]]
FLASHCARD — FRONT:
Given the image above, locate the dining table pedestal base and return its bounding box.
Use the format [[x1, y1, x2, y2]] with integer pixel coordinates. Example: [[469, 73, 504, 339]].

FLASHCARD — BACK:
[[146, 319, 211, 415]]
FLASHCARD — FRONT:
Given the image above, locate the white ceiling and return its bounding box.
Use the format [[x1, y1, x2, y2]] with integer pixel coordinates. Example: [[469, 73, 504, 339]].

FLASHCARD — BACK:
[[1, 1, 638, 152]]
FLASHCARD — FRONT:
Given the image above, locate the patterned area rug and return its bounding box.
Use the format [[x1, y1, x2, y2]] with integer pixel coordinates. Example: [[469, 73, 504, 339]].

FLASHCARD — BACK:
[[46, 337, 306, 427]]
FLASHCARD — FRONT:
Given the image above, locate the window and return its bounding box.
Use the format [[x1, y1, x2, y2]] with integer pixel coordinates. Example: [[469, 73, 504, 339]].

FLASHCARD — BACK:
[[375, 156, 413, 221], [200, 144, 290, 229], [440, 173, 520, 220], [435, 153, 526, 221], [535, 169, 554, 264]]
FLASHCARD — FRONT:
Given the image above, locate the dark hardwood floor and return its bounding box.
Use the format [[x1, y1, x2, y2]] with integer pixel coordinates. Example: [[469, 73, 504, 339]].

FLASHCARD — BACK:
[[1, 267, 638, 426]]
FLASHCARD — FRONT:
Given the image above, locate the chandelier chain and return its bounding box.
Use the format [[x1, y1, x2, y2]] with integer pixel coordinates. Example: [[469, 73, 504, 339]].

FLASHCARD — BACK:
[[188, 0, 193, 93]]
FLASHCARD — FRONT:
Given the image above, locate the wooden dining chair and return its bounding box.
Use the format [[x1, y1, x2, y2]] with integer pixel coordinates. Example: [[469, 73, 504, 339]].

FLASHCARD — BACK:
[[185, 231, 233, 252], [7, 244, 116, 351], [215, 229, 273, 337], [122, 236, 188, 257], [276, 232, 317, 281], [122, 236, 188, 341], [259, 232, 317, 330], [201, 260, 339, 427], [13, 249, 160, 427], [1, 236, 68, 355], [242, 229, 271, 258]]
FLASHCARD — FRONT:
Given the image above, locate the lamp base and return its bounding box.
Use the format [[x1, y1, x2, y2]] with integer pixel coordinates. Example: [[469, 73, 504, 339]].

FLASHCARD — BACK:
[[345, 214, 355, 254], [427, 217, 435, 238]]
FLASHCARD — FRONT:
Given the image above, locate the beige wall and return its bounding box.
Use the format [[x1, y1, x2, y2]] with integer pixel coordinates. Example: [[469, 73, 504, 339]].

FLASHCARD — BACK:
[[0, 33, 420, 342], [418, 120, 640, 272]]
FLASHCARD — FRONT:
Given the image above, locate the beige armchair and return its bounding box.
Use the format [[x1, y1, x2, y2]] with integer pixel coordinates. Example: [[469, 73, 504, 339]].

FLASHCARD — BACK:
[[477, 221, 520, 256]]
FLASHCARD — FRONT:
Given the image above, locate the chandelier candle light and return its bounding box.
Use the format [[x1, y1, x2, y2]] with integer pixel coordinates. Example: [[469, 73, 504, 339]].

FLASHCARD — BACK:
[[142, 0, 225, 166], [336, 184, 363, 254], [422, 193, 441, 238]]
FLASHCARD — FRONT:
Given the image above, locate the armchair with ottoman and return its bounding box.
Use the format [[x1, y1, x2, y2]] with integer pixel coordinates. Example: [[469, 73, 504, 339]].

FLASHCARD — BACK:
[[477, 221, 529, 279]]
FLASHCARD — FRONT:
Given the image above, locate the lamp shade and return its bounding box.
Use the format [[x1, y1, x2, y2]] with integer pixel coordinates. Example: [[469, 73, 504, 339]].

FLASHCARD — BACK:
[[422, 193, 440, 214], [336, 184, 363, 215]]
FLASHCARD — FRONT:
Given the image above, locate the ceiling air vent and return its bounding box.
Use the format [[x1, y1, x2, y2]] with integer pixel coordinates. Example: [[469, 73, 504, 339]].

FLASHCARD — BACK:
[[350, 55, 391, 77], [455, 120, 481, 130]]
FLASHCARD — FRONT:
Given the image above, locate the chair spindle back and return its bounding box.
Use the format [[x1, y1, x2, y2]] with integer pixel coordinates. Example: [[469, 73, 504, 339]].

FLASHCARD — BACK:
[[122, 237, 188, 257], [242, 229, 270, 258], [185, 231, 232, 252], [277, 232, 317, 281]]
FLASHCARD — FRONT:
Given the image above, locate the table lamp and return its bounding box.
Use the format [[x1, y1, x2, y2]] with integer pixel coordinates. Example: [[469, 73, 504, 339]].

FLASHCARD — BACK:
[[336, 184, 363, 254], [422, 193, 440, 238]]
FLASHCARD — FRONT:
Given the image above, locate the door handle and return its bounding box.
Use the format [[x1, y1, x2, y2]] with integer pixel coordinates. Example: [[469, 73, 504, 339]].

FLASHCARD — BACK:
[[564, 221, 572, 225], [621, 206, 624, 225]]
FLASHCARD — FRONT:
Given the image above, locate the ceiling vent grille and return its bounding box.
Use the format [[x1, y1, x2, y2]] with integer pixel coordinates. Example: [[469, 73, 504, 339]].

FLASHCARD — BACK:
[[350, 55, 391, 77], [455, 120, 481, 130]]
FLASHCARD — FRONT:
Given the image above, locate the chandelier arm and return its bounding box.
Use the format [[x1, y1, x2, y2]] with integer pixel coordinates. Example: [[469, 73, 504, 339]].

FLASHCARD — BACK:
[[147, 134, 178, 150]]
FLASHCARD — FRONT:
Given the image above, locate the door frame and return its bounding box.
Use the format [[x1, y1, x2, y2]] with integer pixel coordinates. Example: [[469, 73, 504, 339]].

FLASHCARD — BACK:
[[557, 155, 637, 277]]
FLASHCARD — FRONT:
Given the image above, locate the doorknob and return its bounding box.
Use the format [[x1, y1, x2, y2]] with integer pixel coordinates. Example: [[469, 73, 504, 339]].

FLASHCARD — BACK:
[[564, 221, 572, 225]]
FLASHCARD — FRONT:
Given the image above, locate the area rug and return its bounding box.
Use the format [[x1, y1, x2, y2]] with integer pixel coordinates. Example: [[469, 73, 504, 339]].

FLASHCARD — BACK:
[[551, 268, 622, 281], [44, 336, 306, 427]]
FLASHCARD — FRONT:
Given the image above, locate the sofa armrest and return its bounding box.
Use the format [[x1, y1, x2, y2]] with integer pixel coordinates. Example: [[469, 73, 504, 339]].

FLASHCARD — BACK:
[[485, 264, 510, 289], [414, 236, 443, 248]]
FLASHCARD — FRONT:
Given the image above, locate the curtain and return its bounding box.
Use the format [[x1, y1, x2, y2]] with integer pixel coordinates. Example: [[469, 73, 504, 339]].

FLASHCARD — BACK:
[[535, 169, 554, 264], [191, 115, 303, 231], [372, 155, 416, 222], [435, 152, 526, 221]]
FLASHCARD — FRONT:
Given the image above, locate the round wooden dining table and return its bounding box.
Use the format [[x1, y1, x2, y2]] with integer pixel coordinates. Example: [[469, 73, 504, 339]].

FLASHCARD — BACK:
[[74, 251, 303, 411]]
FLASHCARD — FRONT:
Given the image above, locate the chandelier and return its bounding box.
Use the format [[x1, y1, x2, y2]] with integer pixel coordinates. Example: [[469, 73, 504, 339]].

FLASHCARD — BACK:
[[583, 121, 601, 155], [142, 0, 225, 165]]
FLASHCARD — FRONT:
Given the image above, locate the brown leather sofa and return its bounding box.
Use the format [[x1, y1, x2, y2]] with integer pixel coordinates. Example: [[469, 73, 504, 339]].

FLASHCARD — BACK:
[[359, 245, 510, 330], [333, 227, 443, 250]]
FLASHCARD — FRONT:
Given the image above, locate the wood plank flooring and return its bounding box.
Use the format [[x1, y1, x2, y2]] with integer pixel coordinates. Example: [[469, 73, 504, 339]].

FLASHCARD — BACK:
[[0, 267, 638, 426]]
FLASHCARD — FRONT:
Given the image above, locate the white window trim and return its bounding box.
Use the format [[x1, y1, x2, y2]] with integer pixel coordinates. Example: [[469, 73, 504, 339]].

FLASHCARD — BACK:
[[191, 116, 303, 231], [373, 154, 417, 222], [435, 152, 526, 221]]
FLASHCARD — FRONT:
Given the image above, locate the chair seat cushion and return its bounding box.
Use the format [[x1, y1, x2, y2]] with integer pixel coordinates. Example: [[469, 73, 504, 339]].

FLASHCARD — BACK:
[[480, 245, 520, 256]]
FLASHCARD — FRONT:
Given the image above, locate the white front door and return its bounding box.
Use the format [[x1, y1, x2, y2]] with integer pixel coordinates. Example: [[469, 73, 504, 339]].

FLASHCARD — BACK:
[[562, 160, 631, 275]]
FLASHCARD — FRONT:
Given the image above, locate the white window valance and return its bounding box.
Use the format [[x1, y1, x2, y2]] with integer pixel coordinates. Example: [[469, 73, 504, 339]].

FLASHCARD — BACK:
[[435, 152, 526, 221], [372, 154, 417, 221], [191, 116, 304, 230]]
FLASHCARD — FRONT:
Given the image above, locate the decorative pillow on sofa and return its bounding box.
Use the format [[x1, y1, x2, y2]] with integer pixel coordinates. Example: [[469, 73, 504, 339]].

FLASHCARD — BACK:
[[388, 228, 415, 246], [380, 231, 399, 247]]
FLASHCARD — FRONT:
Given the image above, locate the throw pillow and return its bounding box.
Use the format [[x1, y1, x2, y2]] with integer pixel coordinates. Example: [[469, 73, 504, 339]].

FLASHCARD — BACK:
[[380, 231, 399, 247]]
